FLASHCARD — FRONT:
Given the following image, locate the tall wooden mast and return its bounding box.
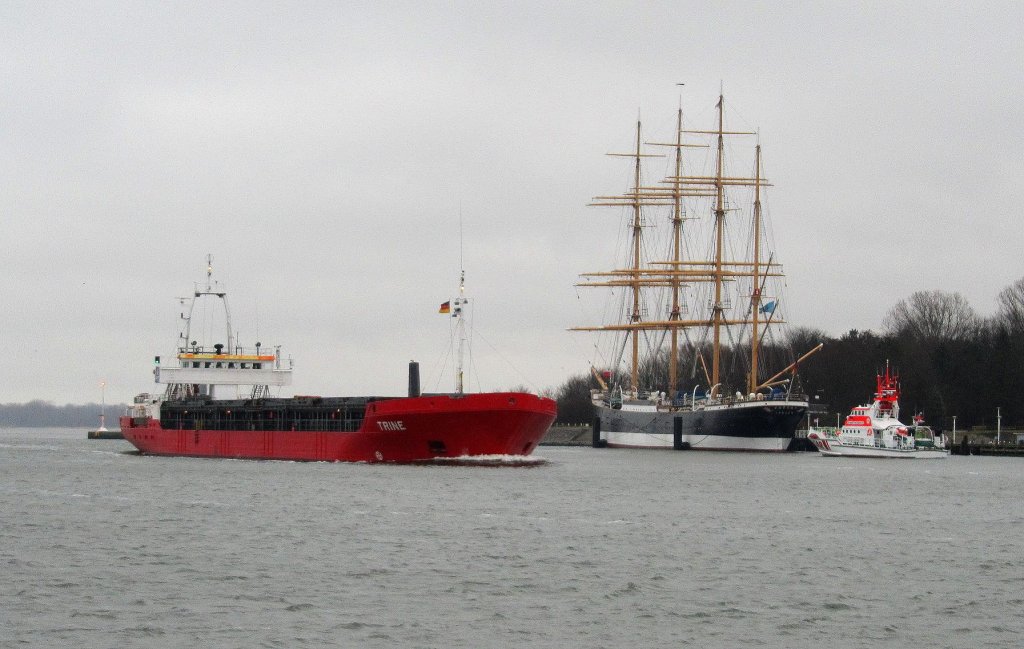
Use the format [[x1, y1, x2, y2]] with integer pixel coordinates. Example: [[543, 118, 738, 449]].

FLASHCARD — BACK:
[[642, 105, 710, 394], [669, 108, 684, 394], [711, 95, 726, 386], [581, 121, 669, 393], [749, 143, 763, 394], [652, 106, 708, 394], [629, 121, 643, 392], [677, 93, 756, 389]]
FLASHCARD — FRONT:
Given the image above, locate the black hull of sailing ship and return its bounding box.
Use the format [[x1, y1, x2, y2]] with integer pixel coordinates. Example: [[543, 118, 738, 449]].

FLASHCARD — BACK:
[[594, 399, 808, 452]]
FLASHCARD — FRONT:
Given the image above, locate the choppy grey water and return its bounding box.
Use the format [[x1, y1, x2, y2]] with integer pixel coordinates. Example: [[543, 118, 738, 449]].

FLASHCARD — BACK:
[[1, 428, 1021, 648]]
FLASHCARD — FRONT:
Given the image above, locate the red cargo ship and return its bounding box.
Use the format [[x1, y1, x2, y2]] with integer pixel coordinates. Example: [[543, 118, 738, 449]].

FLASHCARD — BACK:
[[121, 391, 556, 462], [121, 259, 556, 463]]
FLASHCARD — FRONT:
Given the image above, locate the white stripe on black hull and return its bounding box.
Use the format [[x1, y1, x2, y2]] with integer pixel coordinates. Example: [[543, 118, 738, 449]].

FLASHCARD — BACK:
[[596, 400, 807, 452]]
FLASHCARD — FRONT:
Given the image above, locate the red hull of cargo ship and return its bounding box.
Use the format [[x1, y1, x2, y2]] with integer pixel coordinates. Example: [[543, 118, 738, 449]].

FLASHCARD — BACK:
[[120, 392, 556, 463]]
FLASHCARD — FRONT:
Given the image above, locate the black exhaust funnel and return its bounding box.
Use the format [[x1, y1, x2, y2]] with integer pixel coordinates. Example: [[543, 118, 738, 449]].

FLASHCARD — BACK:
[[408, 361, 421, 397]]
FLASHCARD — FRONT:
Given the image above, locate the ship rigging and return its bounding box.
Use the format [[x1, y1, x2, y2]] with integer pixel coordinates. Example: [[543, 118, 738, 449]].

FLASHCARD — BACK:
[[574, 91, 821, 452]]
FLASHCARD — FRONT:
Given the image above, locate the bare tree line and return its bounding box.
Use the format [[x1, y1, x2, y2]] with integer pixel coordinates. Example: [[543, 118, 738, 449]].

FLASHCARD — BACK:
[[0, 401, 128, 428]]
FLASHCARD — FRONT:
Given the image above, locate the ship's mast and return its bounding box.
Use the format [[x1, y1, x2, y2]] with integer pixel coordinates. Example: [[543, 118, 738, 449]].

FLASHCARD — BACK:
[[749, 143, 763, 394], [580, 121, 668, 394], [183, 254, 234, 355], [628, 121, 643, 392], [668, 108, 684, 394], [678, 93, 756, 389], [642, 102, 709, 394], [711, 95, 726, 387], [453, 270, 468, 394]]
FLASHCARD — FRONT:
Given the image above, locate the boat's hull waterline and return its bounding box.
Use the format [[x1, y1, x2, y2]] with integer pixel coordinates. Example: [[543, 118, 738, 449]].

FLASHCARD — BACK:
[[596, 399, 808, 452], [121, 392, 556, 463]]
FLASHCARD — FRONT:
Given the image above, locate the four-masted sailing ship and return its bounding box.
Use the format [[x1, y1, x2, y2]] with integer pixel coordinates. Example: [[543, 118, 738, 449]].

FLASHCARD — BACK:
[[574, 92, 821, 451]]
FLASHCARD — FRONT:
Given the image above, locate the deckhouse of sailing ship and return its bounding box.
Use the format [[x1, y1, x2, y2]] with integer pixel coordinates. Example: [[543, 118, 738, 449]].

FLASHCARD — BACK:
[[574, 93, 821, 452]]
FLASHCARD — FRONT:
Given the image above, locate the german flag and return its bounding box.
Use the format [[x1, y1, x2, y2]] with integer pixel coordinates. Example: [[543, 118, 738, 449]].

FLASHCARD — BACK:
[[438, 301, 451, 314]]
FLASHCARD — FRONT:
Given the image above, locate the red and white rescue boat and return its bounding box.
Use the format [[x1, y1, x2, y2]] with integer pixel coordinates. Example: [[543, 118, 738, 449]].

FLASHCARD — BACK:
[[807, 364, 948, 459]]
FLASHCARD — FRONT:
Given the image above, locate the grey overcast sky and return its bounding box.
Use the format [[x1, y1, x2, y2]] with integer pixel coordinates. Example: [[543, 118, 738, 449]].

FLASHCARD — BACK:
[[2, 2, 1021, 405]]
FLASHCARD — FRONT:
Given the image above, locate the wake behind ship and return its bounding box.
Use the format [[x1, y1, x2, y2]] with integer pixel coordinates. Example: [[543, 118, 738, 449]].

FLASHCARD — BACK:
[[574, 91, 821, 452], [121, 259, 556, 463]]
